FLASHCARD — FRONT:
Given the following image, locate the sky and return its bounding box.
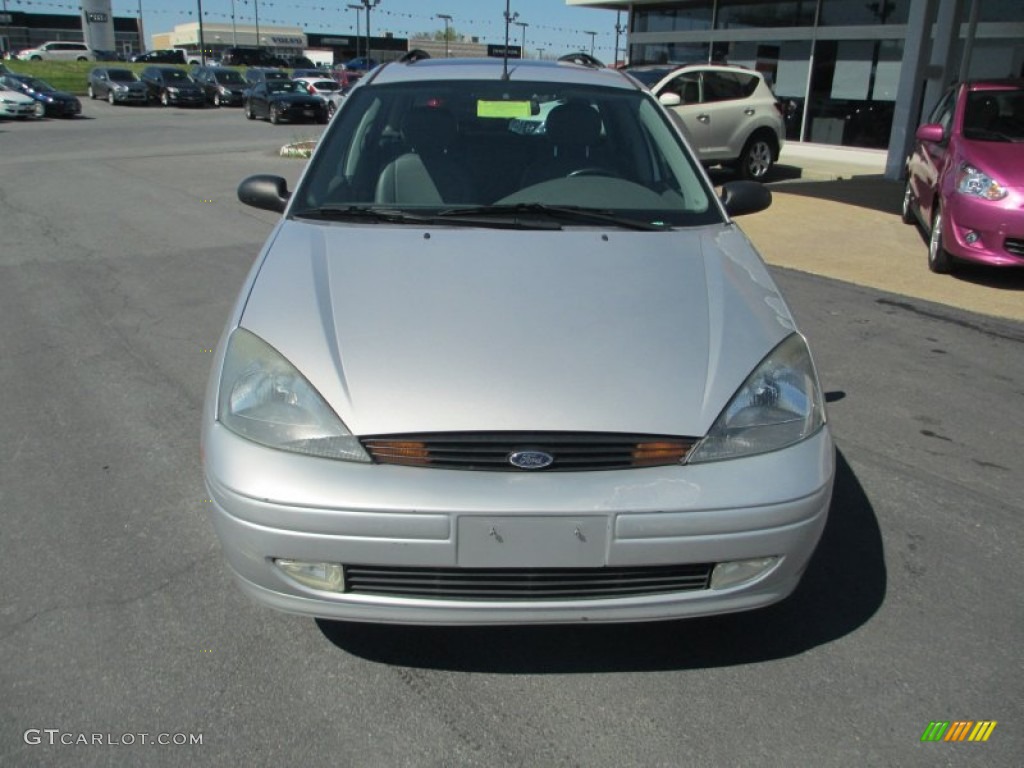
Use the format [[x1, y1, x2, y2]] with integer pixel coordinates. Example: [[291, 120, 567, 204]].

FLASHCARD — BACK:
[[56, 0, 626, 60]]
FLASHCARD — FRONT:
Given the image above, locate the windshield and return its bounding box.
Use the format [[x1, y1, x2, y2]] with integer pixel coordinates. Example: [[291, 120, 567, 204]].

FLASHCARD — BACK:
[[109, 69, 138, 82], [269, 81, 300, 94], [295, 80, 718, 228], [963, 88, 1024, 142], [626, 68, 677, 88], [163, 70, 191, 83], [24, 78, 55, 92], [216, 71, 245, 85]]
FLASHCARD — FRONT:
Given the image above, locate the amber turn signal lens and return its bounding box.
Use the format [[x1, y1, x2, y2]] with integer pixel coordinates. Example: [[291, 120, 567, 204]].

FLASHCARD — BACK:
[[632, 441, 690, 466]]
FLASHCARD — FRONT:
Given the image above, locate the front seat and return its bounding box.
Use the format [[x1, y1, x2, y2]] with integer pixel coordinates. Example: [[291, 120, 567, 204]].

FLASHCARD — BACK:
[[375, 107, 476, 205], [520, 101, 609, 188]]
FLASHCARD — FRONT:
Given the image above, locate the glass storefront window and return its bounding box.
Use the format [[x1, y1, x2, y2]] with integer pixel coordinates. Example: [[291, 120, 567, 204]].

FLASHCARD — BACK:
[[716, 0, 816, 29], [631, 42, 710, 66], [819, 0, 910, 26], [632, 3, 713, 33], [965, 0, 1024, 22], [806, 39, 904, 148], [726, 40, 812, 140]]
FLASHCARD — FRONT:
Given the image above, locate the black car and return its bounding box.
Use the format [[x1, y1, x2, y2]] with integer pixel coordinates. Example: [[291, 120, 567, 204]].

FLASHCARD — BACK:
[[139, 66, 207, 107], [131, 49, 187, 64], [0, 73, 81, 117], [92, 49, 125, 62], [244, 80, 327, 124], [191, 66, 248, 106], [88, 67, 149, 105], [221, 47, 286, 67]]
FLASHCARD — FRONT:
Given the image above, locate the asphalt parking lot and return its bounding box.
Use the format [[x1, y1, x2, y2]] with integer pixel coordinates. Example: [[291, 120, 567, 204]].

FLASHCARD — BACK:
[[1, 101, 1021, 767]]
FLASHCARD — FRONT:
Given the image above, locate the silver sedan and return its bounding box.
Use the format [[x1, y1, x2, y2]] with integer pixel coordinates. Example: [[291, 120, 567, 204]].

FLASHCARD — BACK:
[[204, 58, 834, 625]]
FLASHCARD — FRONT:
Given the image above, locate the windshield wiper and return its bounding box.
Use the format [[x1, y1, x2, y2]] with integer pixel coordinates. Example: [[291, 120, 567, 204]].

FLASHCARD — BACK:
[[436, 203, 667, 231], [292, 204, 562, 229], [292, 205, 434, 224]]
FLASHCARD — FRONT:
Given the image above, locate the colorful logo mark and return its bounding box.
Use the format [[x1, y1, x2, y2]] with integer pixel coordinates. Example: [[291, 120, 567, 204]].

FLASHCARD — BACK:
[[921, 721, 997, 742]]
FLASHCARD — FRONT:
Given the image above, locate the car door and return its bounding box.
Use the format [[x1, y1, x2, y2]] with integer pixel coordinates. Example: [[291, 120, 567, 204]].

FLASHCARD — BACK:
[[656, 70, 708, 158], [695, 70, 756, 160], [909, 87, 957, 225], [252, 84, 269, 118]]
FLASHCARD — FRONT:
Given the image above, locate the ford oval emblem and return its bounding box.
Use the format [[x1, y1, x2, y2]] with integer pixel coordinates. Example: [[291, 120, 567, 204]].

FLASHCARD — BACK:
[[508, 451, 554, 470]]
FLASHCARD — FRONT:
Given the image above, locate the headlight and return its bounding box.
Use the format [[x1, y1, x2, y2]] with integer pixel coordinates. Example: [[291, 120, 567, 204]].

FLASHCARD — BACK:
[[219, 86, 230, 94], [115, 84, 128, 91], [956, 164, 1007, 201], [167, 87, 179, 94], [217, 328, 370, 462], [689, 333, 825, 463]]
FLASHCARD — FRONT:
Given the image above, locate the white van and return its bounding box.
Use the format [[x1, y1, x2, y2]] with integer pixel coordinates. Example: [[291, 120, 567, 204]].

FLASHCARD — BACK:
[[17, 42, 95, 62]]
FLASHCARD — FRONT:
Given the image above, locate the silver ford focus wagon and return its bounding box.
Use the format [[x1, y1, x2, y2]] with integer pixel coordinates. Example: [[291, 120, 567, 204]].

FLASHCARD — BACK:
[[202, 56, 834, 625]]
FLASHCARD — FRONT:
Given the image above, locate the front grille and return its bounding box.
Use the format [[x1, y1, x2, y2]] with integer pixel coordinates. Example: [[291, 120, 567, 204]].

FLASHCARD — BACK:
[[1004, 238, 1024, 257], [344, 564, 713, 600], [361, 432, 697, 471]]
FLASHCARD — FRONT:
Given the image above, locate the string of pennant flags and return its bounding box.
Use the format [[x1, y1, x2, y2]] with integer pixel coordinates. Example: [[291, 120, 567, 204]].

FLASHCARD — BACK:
[[7, 0, 617, 45]]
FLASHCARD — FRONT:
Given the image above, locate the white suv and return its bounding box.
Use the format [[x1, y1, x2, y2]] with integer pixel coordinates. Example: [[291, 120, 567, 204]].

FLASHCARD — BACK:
[[17, 41, 95, 62], [631, 63, 785, 180]]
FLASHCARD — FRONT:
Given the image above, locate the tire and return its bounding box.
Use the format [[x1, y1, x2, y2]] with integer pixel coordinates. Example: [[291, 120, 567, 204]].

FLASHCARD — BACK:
[[31, 55, 42, 61], [213, 93, 221, 107], [160, 91, 170, 107], [108, 90, 116, 105], [737, 134, 775, 180], [245, 102, 254, 120], [327, 101, 337, 119], [928, 207, 955, 274], [901, 180, 917, 224], [270, 104, 281, 125], [88, 85, 95, 100]]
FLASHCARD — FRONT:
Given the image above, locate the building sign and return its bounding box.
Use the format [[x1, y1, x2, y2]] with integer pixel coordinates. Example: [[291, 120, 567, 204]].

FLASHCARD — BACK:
[[322, 38, 353, 46], [487, 44, 522, 58], [270, 36, 304, 46], [86, 12, 109, 23]]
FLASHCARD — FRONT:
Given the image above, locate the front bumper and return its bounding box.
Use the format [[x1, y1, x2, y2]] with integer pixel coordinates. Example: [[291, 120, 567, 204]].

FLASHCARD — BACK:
[[0, 103, 37, 118], [944, 188, 1024, 266], [204, 423, 835, 625], [111, 89, 148, 103], [274, 102, 325, 122], [166, 92, 206, 107]]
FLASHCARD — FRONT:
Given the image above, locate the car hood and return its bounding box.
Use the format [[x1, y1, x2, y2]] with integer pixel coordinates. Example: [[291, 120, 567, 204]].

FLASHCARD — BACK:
[[960, 138, 1024, 184], [238, 222, 796, 437]]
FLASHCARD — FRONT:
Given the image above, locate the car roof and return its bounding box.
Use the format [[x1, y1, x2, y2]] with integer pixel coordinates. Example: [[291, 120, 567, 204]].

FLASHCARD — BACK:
[[367, 58, 641, 91]]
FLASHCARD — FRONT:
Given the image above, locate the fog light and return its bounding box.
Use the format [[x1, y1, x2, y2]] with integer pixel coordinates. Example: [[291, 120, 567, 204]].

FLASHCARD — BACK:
[[964, 231, 980, 245], [710, 557, 779, 590], [275, 559, 345, 592]]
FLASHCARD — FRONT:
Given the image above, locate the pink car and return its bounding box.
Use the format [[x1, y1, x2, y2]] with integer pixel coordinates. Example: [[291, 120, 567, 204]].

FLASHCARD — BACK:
[[902, 79, 1024, 273]]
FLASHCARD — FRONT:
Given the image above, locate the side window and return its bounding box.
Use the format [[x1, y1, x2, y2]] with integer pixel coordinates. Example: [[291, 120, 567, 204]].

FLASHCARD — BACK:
[[927, 89, 956, 128], [702, 72, 746, 103], [664, 72, 700, 104]]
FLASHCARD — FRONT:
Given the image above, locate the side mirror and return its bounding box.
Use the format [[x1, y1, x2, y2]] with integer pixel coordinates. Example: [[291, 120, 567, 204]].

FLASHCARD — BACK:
[[915, 123, 945, 143], [659, 92, 682, 107], [720, 180, 772, 217], [237, 174, 290, 213]]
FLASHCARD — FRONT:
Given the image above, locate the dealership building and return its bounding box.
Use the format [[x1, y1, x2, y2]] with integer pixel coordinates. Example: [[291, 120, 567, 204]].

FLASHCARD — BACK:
[[572, 0, 1023, 176]]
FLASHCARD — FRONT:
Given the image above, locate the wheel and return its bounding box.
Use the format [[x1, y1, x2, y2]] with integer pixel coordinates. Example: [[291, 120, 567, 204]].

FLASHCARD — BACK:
[[327, 101, 337, 119], [245, 102, 254, 120], [88, 85, 95, 100], [928, 207, 955, 274], [31, 55, 42, 61], [76, 56, 88, 62], [108, 90, 115, 105], [901, 180, 917, 225], [737, 135, 775, 180], [213, 93, 221, 107], [270, 104, 281, 125], [160, 91, 170, 107]]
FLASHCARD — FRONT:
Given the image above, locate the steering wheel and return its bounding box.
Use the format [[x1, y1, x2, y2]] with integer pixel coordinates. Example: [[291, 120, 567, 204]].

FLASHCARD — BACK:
[[567, 167, 622, 178]]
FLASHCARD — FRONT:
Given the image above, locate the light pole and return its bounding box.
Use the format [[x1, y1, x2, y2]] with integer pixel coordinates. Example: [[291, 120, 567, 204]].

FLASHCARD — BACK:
[[136, 0, 144, 54], [229, 0, 237, 46], [347, 4, 362, 61], [513, 20, 527, 59], [537, 47, 545, 61], [613, 11, 625, 67], [253, 0, 260, 52], [502, 1, 517, 77], [361, 0, 380, 66], [436, 13, 452, 58], [197, 0, 206, 64], [584, 30, 597, 58]]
